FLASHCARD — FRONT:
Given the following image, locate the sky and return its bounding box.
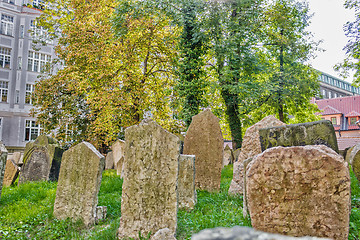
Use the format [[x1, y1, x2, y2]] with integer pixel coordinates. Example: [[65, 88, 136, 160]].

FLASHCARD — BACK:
[[307, 0, 356, 83]]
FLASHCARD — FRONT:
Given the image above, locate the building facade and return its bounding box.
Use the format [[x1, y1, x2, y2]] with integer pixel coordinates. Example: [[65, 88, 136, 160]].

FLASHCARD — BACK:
[[0, 0, 55, 151], [318, 71, 360, 99]]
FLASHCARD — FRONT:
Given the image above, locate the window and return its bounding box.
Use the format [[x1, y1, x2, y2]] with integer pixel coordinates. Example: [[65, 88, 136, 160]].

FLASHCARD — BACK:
[[322, 89, 326, 97], [19, 25, 24, 38], [25, 84, 34, 104], [2, 0, 15, 4], [15, 90, 19, 104], [0, 81, 8, 102], [334, 93, 337, 98], [18, 57, 22, 69], [27, 51, 51, 72], [1, 14, 14, 36], [32, 0, 45, 9], [328, 91, 332, 99], [350, 117, 358, 125], [331, 117, 337, 125], [24, 120, 41, 141], [30, 20, 52, 44], [0, 47, 11, 69]]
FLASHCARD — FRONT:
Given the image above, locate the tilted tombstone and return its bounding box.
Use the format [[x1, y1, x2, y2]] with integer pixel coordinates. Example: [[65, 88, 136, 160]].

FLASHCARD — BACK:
[[105, 151, 114, 170], [229, 115, 285, 195], [183, 109, 223, 192], [223, 145, 232, 167], [246, 145, 350, 240], [118, 119, 180, 239], [19, 135, 63, 184], [178, 154, 196, 210], [0, 143, 8, 199], [53, 142, 105, 227], [259, 120, 339, 153], [3, 159, 19, 187], [112, 139, 125, 176], [350, 143, 360, 183]]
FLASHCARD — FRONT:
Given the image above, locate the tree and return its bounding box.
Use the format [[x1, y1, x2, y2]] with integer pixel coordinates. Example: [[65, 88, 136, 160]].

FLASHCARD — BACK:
[[261, 0, 320, 123], [336, 0, 360, 85], [32, 0, 181, 151]]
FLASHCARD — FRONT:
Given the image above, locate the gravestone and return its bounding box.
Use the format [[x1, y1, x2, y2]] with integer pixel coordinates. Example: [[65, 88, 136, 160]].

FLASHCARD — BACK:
[[0, 143, 8, 199], [259, 120, 339, 153], [105, 151, 114, 170], [192, 226, 331, 240], [3, 159, 19, 187], [229, 115, 285, 195], [350, 144, 360, 183], [112, 139, 125, 176], [246, 145, 350, 240], [19, 135, 63, 184], [223, 145, 232, 167], [183, 109, 223, 192], [53, 142, 105, 226], [118, 119, 180, 239], [178, 154, 196, 210]]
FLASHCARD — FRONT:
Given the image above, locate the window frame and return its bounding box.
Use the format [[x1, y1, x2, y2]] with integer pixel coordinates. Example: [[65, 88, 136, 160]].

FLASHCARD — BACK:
[[331, 117, 337, 125], [0, 14, 14, 36], [0, 81, 9, 102], [0, 47, 11, 69], [24, 120, 41, 141]]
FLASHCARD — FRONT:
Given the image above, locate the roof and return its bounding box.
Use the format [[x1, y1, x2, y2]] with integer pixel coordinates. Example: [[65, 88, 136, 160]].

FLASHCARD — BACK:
[[320, 105, 342, 115], [345, 111, 360, 117], [315, 95, 360, 117]]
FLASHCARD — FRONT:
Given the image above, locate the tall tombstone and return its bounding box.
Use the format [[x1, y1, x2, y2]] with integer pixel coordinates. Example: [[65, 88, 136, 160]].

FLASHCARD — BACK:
[[3, 160, 19, 187], [223, 145, 232, 167], [112, 139, 125, 176], [178, 154, 196, 210], [0, 143, 8, 199], [53, 142, 105, 227], [350, 143, 360, 183], [246, 145, 350, 240], [229, 115, 285, 195], [259, 120, 339, 153], [183, 109, 223, 192], [118, 119, 180, 239], [105, 151, 114, 170], [19, 135, 63, 184]]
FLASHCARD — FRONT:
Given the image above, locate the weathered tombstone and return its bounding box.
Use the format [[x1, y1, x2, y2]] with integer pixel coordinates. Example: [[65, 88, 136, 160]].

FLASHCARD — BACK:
[[192, 226, 331, 240], [178, 154, 196, 210], [350, 143, 360, 183], [19, 135, 63, 184], [246, 145, 350, 240], [232, 148, 241, 162], [112, 139, 125, 176], [229, 115, 285, 195], [151, 228, 177, 240], [183, 109, 223, 192], [259, 120, 339, 153], [105, 151, 114, 170], [223, 145, 232, 167], [0, 143, 8, 198], [3, 159, 19, 187], [118, 119, 180, 239], [53, 142, 105, 227], [344, 145, 355, 163]]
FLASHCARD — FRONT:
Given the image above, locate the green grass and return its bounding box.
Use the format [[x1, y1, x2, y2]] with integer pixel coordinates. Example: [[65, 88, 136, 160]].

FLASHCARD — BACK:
[[0, 166, 359, 239]]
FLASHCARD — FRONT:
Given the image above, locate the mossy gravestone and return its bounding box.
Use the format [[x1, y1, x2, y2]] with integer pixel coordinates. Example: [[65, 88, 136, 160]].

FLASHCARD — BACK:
[[259, 120, 339, 153], [0, 143, 8, 199], [178, 154, 196, 210], [229, 115, 285, 195], [19, 135, 63, 184], [53, 142, 105, 227], [118, 119, 180, 239], [183, 109, 223, 192], [246, 145, 350, 240], [350, 144, 360, 183]]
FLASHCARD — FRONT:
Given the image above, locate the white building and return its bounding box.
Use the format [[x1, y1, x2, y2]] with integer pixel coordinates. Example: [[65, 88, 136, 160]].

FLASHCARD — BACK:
[[0, 0, 55, 151]]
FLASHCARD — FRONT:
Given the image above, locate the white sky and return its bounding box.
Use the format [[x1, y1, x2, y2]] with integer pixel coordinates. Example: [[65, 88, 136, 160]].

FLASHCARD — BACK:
[[307, 0, 356, 83]]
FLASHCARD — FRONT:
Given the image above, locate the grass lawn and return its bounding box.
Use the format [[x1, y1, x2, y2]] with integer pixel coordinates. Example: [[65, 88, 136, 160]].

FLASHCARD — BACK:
[[0, 165, 359, 239]]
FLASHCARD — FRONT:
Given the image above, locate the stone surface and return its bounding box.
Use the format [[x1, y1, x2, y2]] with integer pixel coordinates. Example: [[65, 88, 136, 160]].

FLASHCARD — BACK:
[[229, 115, 285, 195], [242, 157, 253, 218], [11, 152, 22, 165], [350, 144, 360, 183], [53, 142, 105, 227], [259, 120, 339, 153], [19, 135, 63, 184], [223, 145, 232, 167], [192, 226, 331, 240], [0, 143, 8, 199], [232, 148, 241, 162], [150, 228, 176, 240], [246, 145, 350, 240], [178, 154, 196, 210], [118, 119, 180, 239], [112, 139, 125, 176], [3, 159, 19, 187], [344, 146, 355, 164], [95, 206, 107, 223], [105, 151, 114, 170], [183, 109, 223, 192]]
